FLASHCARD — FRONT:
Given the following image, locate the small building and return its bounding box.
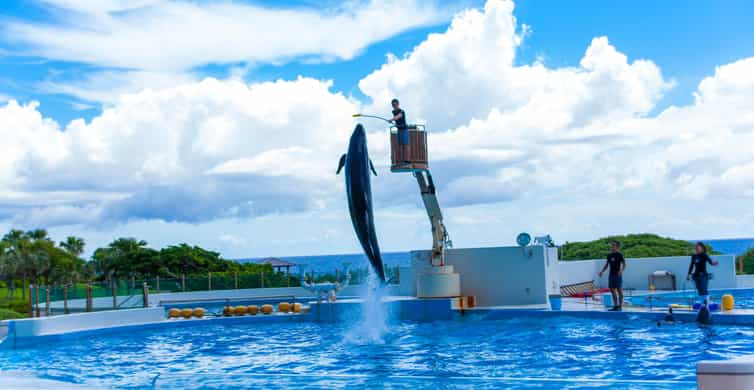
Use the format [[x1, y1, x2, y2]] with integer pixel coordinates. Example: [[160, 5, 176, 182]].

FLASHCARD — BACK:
[[257, 257, 297, 274]]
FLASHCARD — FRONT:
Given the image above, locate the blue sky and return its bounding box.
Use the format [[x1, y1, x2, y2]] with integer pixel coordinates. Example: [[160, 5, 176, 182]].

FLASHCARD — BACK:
[[2, 0, 752, 123], [1, 0, 754, 257]]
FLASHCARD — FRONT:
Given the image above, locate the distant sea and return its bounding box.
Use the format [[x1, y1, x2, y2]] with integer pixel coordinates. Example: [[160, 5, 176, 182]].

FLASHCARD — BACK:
[[237, 252, 410, 273], [698, 238, 754, 256], [238, 238, 754, 273]]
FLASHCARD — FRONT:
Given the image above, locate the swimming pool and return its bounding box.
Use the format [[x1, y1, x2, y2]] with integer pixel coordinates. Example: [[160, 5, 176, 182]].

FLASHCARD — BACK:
[[1, 315, 752, 389], [626, 288, 754, 310]]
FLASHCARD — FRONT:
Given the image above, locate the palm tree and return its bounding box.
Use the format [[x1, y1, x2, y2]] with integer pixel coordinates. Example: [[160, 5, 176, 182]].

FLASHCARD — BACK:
[[60, 236, 85, 258], [3, 230, 31, 299]]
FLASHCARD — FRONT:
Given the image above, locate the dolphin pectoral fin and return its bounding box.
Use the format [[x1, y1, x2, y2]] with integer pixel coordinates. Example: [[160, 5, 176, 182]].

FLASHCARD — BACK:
[[336, 154, 346, 174], [369, 159, 377, 176]]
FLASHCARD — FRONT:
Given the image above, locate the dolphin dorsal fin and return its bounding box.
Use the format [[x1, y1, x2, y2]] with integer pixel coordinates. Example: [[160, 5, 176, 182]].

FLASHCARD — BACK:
[[336, 154, 346, 174], [369, 159, 377, 176]]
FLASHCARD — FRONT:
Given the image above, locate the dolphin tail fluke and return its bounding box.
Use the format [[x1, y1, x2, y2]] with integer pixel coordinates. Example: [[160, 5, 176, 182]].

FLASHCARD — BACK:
[[336, 154, 346, 174], [369, 159, 377, 176]]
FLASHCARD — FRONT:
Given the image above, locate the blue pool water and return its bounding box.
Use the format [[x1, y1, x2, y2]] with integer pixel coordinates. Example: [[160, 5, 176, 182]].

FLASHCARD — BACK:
[[2, 316, 753, 389]]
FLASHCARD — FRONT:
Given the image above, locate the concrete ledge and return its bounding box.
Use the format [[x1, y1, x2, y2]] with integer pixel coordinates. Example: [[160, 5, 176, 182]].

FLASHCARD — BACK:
[[11, 307, 166, 338], [698, 357, 754, 390]]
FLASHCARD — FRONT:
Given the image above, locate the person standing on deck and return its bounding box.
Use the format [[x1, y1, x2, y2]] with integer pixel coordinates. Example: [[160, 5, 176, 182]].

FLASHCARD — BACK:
[[598, 240, 626, 311], [687, 242, 718, 305], [389, 98, 410, 165]]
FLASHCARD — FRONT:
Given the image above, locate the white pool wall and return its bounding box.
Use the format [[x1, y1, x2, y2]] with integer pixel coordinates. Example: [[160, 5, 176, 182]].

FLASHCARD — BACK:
[[698, 357, 754, 389], [8, 307, 165, 338], [51, 285, 403, 310], [558, 255, 736, 290]]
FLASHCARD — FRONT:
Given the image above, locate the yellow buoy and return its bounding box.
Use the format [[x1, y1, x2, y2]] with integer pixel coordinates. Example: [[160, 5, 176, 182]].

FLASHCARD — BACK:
[[223, 306, 234, 316], [722, 294, 735, 311], [248, 305, 259, 315], [261, 304, 273, 314], [292, 303, 302, 313], [180, 308, 193, 319], [278, 302, 291, 313], [168, 308, 181, 318], [193, 308, 205, 318], [234, 305, 248, 316]]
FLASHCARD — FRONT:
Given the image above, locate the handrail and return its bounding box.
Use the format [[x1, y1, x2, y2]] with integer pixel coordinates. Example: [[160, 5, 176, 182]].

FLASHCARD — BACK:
[[158, 295, 298, 306], [389, 124, 425, 133], [117, 293, 138, 308]]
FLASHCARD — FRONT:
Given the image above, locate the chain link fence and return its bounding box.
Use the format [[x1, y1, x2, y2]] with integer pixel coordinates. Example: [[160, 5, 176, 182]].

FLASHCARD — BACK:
[[17, 265, 401, 317]]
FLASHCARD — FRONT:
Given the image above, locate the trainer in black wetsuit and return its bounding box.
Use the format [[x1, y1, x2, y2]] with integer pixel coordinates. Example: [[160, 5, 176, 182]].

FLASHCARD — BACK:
[[598, 240, 626, 311], [390, 98, 410, 164], [687, 242, 718, 299]]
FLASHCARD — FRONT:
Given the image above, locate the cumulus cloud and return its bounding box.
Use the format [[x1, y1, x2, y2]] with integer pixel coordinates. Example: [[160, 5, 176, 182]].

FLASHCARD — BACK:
[[1, 0, 754, 255], [0, 77, 361, 226]]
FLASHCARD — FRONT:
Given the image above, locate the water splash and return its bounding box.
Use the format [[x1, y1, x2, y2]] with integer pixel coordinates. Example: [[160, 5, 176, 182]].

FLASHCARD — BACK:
[[344, 270, 390, 345]]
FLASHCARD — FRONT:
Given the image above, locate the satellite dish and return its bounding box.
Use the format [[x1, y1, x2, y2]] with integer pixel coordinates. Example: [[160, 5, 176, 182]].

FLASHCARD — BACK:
[[517, 232, 531, 247]]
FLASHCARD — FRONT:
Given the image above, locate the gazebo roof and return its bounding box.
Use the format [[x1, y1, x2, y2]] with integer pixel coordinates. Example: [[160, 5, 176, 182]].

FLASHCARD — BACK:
[[258, 257, 297, 267]]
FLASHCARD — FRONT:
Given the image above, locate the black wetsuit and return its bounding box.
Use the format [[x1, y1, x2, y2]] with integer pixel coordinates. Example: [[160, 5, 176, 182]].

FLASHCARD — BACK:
[[689, 253, 713, 296], [392, 108, 407, 129], [606, 252, 625, 289]]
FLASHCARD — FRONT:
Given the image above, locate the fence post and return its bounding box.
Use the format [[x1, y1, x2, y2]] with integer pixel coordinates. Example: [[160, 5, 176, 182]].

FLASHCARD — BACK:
[[85, 283, 93, 312], [64, 284, 69, 314], [35, 284, 40, 318], [45, 286, 50, 316], [260, 270, 264, 289], [234, 272, 238, 289], [112, 279, 118, 309], [142, 282, 149, 307], [156, 275, 160, 293], [28, 284, 34, 318], [208, 272, 212, 291], [181, 273, 185, 292]]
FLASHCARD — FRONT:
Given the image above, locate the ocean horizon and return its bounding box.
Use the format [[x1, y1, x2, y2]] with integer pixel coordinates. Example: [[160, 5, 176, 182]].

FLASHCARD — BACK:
[[238, 237, 754, 273]]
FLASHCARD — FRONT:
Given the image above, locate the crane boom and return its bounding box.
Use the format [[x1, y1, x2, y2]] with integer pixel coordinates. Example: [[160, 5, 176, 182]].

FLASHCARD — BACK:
[[414, 170, 451, 266]]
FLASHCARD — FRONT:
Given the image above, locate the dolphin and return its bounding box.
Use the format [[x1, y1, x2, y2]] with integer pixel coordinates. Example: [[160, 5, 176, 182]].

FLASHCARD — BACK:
[[337, 124, 385, 282]]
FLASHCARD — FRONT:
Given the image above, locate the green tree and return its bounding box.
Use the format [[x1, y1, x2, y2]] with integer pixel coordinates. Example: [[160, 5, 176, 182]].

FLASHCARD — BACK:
[[60, 236, 85, 257], [560, 233, 718, 260]]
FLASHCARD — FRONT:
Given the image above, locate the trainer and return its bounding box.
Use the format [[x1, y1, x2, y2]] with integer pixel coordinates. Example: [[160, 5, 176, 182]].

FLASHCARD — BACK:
[[598, 240, 626, 311], [390, 98, 410, 165]]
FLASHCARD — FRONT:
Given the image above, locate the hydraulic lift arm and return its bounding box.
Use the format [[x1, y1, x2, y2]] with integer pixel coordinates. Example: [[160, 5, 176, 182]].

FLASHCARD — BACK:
[[414, 170, 451, 266]]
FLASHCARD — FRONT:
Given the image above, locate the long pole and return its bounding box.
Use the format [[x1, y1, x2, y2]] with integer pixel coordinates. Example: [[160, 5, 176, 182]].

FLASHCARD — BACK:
[[35, 284, 40, 317], [64, 285, 69, 314], [45, 286, 50, 316], [28, 284, 33, 318]]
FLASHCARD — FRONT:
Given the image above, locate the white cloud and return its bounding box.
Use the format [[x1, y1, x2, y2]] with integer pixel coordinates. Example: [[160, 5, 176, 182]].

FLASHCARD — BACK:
[[40, 70, 196, 104], [3, 0, 455, 71], [1, 0, 754, 257], [0, 76, 362, 226]]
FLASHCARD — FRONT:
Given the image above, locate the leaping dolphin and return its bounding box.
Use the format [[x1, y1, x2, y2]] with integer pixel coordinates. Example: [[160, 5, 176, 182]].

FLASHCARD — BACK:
[[337, 124, 385, 282]]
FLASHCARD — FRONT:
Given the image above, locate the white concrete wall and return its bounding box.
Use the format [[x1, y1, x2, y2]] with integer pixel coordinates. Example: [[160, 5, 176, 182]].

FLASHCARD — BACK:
[[737, 275, 754, 288], [558, 255, 736, 291], [50, 284, 402, 310], [403, 245, 553, 307], [9, 307, 165, 338]]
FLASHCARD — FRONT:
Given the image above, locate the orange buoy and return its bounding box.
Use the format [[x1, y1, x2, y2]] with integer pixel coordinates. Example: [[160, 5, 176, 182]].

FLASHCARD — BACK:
[[248, 305, 259, 315], [223, 306, 234, 316], [292, 303, 302, 313], [234, 305, 248, 316], [278, 302, 291, 313], [193, 308, 205, 318], [168, 308, 181, 318], [261, 304, 273, 314], [180, 308, 193, 319]]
